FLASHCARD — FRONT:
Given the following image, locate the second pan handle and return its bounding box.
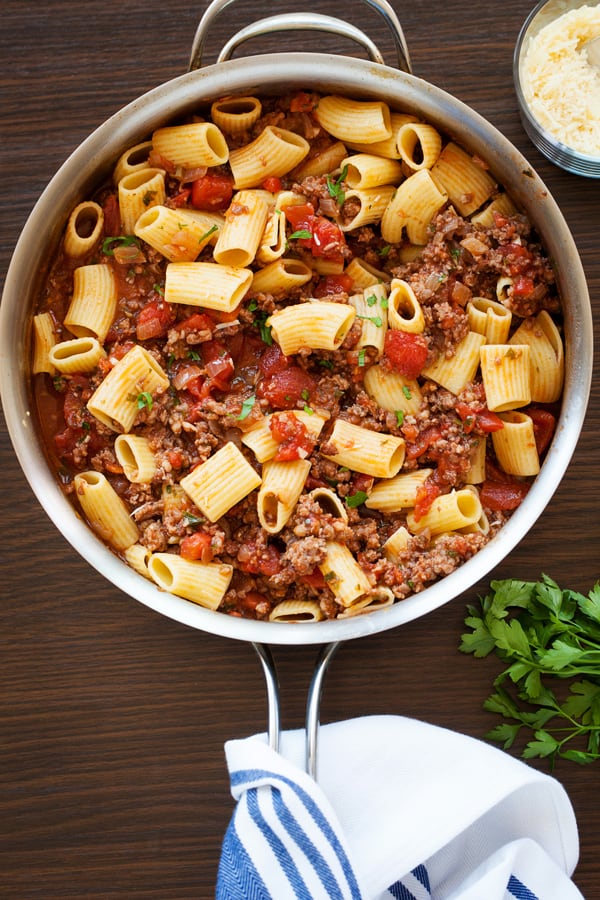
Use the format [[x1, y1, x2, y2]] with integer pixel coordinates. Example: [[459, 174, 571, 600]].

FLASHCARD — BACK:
[[252, 641, 340, 782], [189, 0, 411, 72]]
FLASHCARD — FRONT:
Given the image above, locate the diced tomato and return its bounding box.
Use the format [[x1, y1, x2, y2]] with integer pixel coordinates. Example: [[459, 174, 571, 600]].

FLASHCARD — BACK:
[[191, 173, 234, 210], [289, 91, 316, 113], [383, 330, 428, 379], [136, 299, 175, 341], [511, 276, 535, 298], [285, 203, 315, 248], [259, 343, 290, 376], [350, 472, 374, 495], [302, 567, 326, 589], [102, 194, 121, 237], [314, 273, 354, 298], [200, 341, 234, 395], [480, 479, 530, 511], [455, 402, 504, 434], [269, 411, 315, 461], [177, 312, 215, 336], [54, 425, 85, 456], [237, 542, 282, 576], [311, 217, 345, 260], [180, 531, 213, 562], [405, 425, 442, 460], [62, 376, 90, 427], [258, 366, 316, 409], [413, 481, 442, 521], [285, 203, 346, 260], [502, 242, 533, 275], [262, 176, 282, 192], [166, 449, 184, 469], [527, 407, 556, 455], [170, 188, 192, 207], [237, 591, 270, 616]]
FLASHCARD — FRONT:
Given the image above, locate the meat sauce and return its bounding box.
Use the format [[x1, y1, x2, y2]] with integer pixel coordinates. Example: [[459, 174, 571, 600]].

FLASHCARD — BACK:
[[32, 90, 562, 621]]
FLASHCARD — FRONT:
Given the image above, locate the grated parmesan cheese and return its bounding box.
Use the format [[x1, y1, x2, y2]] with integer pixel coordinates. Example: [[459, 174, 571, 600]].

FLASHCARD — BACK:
[[522, 4, 600, 157]]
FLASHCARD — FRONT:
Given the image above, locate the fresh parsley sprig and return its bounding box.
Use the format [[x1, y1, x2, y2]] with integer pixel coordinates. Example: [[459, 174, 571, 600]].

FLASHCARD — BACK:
[[460, 575, 600, 765]]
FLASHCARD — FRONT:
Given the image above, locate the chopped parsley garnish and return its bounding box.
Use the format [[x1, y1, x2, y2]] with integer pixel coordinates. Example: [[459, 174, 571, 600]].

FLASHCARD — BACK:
[[303, 405, 314, 415], [357, 349, 366, 367], [318, 359, 334, 369], [395, 409, 405, 427], [237, 394, 256, 420], [183, 511, 205, 526], [102, 235, 140, 256], [136, 391, 153, 411], [366, 293, 378, 307], [402, 385, 412, 400], [247, 298, 258, 312], [252, 310, 273, 345], [346, 490, 369, 508], [289, 229, 313, 241], [199, 224, 219, 244], [326, 165, 348, 205], [357, 314, 383, 327], [378, 244, 391, 257]]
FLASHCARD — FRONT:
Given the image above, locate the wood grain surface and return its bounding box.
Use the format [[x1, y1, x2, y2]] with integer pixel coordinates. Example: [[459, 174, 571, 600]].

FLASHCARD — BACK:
[[1, 1, 599, 897]]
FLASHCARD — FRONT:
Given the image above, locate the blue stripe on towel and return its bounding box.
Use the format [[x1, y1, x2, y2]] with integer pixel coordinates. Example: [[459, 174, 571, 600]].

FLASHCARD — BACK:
[[508, 874, 540, 900], [216, 814, 271, 900], [387, 865, 432, 899], [228, 768, 362, 899]]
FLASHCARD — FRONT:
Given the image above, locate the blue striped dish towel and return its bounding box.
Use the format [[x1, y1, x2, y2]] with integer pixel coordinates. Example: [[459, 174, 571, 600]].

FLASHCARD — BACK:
[[217, 716, 583, 899]]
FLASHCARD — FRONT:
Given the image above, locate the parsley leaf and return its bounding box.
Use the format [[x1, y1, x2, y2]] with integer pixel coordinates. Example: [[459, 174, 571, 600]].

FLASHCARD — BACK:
[[326, 165, 348, 205], [346, 490, 368, 508], [136, 391, 153, 411], [289, 229, 313, 241], [102, 235, 140, 256], [461, 575, 600, 765], [237, 395, 256, 421]]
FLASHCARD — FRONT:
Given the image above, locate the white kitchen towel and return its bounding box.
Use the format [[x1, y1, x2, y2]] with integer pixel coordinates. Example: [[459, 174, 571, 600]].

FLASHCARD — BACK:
[[216, 715, 583, 899]]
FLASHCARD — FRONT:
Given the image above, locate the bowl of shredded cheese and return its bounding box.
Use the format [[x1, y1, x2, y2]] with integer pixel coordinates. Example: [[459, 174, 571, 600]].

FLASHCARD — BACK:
[[514, 0, 600, 176]]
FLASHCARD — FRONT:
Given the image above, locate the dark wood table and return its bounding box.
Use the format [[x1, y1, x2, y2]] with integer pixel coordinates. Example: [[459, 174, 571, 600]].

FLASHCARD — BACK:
[[1, 1, 599, 896]]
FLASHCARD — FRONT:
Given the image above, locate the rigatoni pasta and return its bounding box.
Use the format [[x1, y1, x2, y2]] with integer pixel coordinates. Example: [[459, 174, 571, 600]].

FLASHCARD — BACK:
[[31, 89, 563, 623]]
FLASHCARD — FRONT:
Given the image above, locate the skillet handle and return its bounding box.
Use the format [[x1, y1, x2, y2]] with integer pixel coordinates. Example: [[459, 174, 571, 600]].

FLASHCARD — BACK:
[[252, 641, 340, 781], [189, 0, 411, 72]]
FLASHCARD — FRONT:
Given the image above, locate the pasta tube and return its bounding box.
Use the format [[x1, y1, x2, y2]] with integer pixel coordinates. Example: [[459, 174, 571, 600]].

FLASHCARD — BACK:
[[269, 600, 324, 623], [387, 279, 425, 333], [87, 344, 169, 433], [363, 364, 422, 415], [267, 301, 355, 356], [73, 471, 139, 551], [118, 168, 166, 235], [422, 332, 486, 395], [64, 264, 117, 343], [229, 126, 309, 189], [151, 122, 229, 168], [32, 312, 57, 375], [315, 96, 392, 144], [431, 143, 496, 217], [48, 337, 106, 374], [148, 554, 233, 610], [134, 205, 218, 261], [179, 442, 261, 523], [63, 201, 104, 258], [365, 469, 433, 513], [509, 310, 564, 403], [381, 169, 447, 246], [210, 96, 262, 136], [164, 261, 253, 312], [257, 458, 311, 533], [322, 420, 405, 478], [342, 153, 403, 189], [480, 344, 531, 411], [406, 488, 483, 535], [114, 434, 157, 484], [492, 412, 540, 477], [213, 190, 270, 267], [318, 541, 372, 608]]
